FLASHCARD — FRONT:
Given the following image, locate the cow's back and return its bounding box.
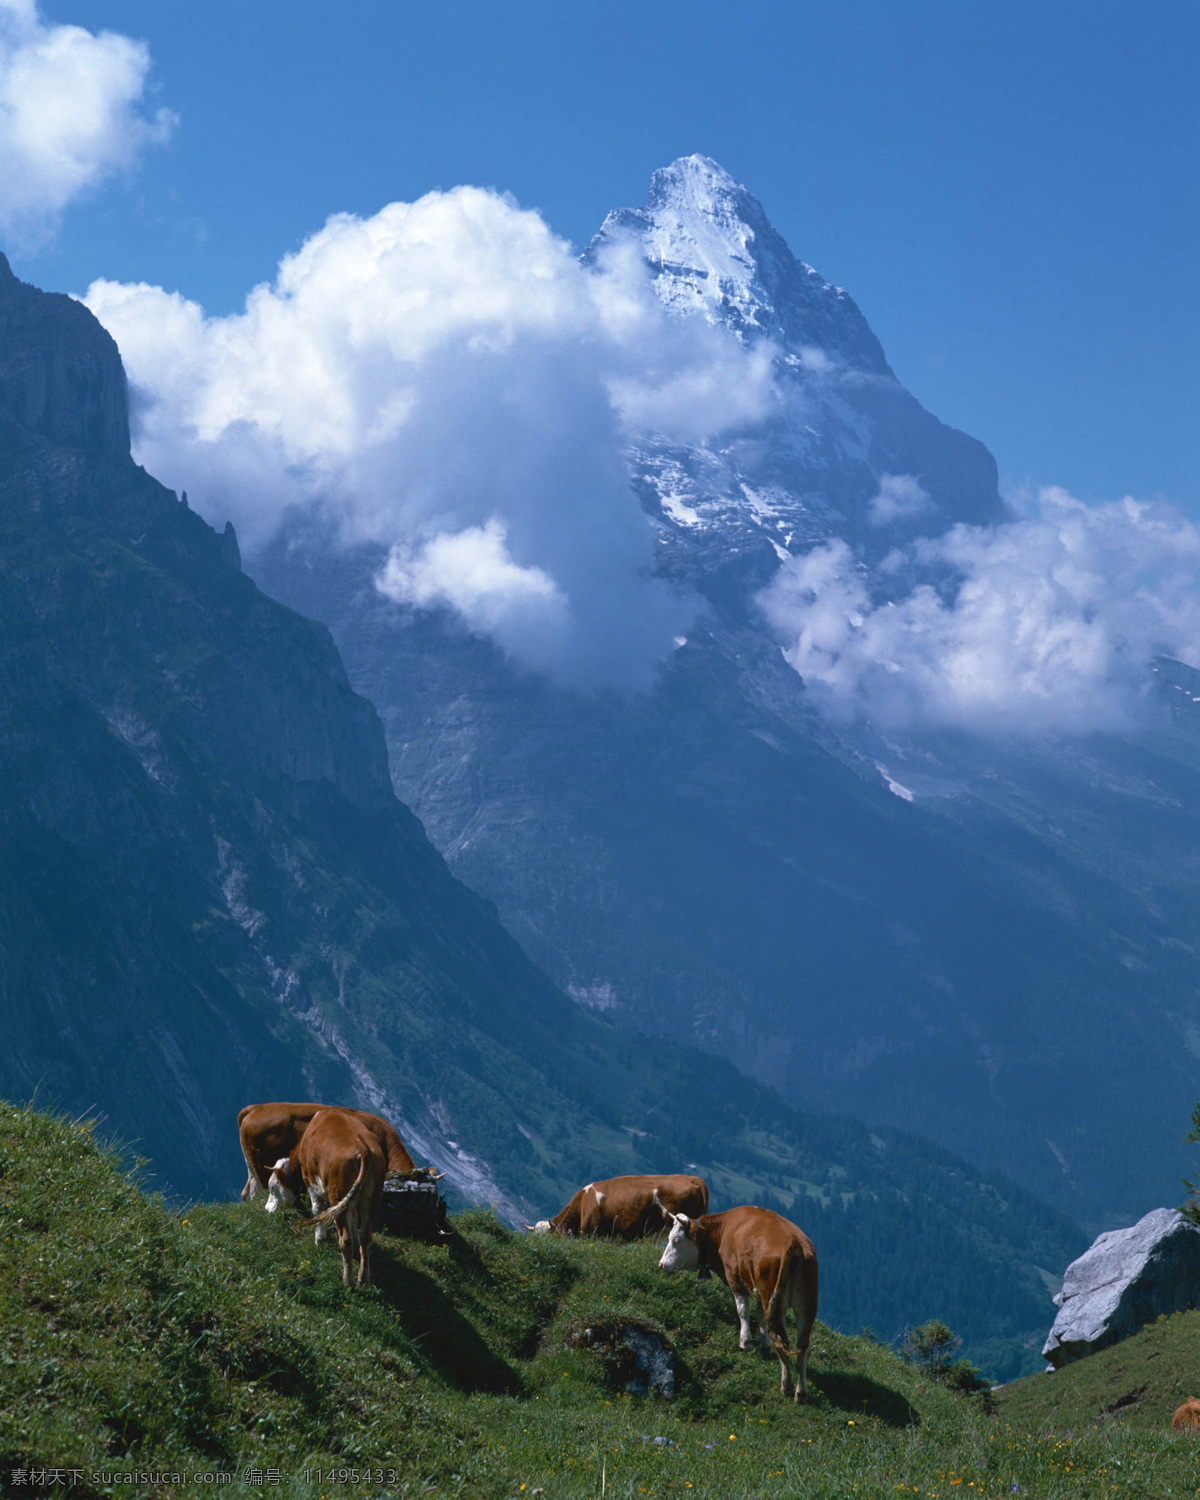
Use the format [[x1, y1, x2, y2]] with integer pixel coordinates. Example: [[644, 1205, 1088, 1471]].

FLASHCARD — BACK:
[[704, 1206, 818, 1308], [353, 1111, 414, 1174], [299, 1110, 385, 1217], [582, 1174, 711, 1238], [239, 1101, 412, 1189], [239, 1102, 327, 1192], [651, 1174, 709, 1219]]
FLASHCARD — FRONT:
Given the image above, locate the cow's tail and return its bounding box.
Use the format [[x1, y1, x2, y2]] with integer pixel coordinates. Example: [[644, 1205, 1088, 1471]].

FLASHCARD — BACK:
[[297, 1153, 368, 1229], [240, 1138, 264, 1201], [765, 1242, 811, 1359]]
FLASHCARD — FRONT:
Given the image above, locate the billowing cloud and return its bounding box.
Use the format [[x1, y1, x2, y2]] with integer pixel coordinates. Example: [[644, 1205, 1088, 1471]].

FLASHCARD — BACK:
[[85, 189, 775, 687], [377, 520, 571, 676], [759, 488, 1200, 734], [0, 0, 174, 246], [868, 473, 931, 526]]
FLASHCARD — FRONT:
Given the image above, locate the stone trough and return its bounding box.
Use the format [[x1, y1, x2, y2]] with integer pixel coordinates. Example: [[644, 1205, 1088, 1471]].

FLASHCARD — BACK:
[[377, 1168, 451, 1242]]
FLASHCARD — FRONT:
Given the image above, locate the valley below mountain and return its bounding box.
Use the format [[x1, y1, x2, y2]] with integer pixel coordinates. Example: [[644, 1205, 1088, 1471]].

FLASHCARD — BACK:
[[0, 249, 1089, 1378], [250, 159, 1200, 1235]]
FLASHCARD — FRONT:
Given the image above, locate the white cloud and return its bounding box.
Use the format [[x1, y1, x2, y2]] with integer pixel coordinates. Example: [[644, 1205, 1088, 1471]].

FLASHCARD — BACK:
[[868, 473, 931, 526], [0, 0, 174, 246], [759, 488, 1200, 734], [85, 188, 775, 687], [378, 520, 571, 676]]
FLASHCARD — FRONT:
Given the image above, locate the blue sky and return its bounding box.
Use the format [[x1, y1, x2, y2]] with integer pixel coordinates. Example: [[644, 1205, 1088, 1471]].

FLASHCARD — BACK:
[[4, 0, 1197, 512]]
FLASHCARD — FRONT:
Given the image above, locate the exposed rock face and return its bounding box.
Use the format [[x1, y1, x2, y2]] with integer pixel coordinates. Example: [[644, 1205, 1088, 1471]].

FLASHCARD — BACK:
[[1043, 1209, 1200, 1369], [0, 255, 634, 1211], [621, 1324, 675, 1398], [0, 253, 128, 460], [0, 255, 1094, 1382], [590, 155, 892, 373], [567, 1321, 676, 1397], [253, 159, 1200, 1230], [587, 155, 1004, 564]]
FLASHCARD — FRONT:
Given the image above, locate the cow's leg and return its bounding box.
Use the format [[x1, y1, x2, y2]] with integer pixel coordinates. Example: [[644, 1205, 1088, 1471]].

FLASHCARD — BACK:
[[309, 1177, 330, 1245], [732, 1290, 756, 1350], [240, 1144, 262, 1202], [337, 1220, 354, 1287], [763, 1277, 799, 1400], [793, 1293, 814, 1404], [778, 1347, 795, 1399], [345, 1203, 371, 1287], [757, 1295, 772, 1351], [357, 1224, 373, 1287]]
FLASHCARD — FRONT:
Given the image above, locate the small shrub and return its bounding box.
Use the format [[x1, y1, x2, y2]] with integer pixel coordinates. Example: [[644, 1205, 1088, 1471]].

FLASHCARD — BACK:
[[902, 1319, 988, 1393]]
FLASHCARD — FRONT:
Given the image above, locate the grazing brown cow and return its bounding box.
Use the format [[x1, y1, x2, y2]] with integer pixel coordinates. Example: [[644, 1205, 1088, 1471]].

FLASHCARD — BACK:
[[238, 1101, 413, 1200], [1173, 1398, 1200, 1432], [658, 1206, 818, 1402], [266, 1109, 385, 1287], [527, 1174, 709, 1239]]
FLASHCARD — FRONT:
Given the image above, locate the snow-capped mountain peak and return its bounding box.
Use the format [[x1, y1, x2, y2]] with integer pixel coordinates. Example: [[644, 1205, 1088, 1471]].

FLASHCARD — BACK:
[[589, 154, 890, 375], [587, 158, 1003, 562]]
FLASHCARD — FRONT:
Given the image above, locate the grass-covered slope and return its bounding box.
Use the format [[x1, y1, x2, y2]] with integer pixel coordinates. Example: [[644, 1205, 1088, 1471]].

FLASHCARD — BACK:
[[3, 1104, 1196, 1499], [997, 1307, 1200, 1436]]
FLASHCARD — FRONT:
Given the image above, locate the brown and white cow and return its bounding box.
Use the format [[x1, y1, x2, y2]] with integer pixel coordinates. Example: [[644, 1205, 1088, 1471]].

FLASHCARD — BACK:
[[528, 1174, 709, 1238], [266, 1109, 385, 1287], [238, 1101, 413, 1201], [658, 1206, 818, 1402], [1173, 1398, 1200, 1432]]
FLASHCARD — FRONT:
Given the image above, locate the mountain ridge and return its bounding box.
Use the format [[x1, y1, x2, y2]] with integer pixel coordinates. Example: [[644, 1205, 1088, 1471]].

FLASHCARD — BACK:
[[0, 252, 1086, 1374], [589, 154, 893, 374], [251, 159, 1200, 1232]]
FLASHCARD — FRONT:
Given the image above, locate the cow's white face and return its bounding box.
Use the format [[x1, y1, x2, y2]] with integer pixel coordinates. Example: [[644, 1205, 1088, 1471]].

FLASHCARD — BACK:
[[265, 1156, 297, 1214], [658, 1214, 700, 1273], [531, 1220, 552, 1234]]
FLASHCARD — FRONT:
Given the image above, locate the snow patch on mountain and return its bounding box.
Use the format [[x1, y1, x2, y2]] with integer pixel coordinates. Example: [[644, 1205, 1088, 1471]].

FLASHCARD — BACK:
[[588, 155, 890, 373], [88, 155, 1005, 688]]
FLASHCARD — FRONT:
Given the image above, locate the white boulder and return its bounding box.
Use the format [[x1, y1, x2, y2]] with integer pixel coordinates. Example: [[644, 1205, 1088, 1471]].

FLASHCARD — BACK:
[[1043, 1207, 1200, 1369]]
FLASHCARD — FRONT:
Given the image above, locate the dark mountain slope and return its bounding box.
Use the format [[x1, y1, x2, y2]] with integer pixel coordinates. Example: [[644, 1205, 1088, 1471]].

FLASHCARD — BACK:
[[0, 254, 1085, 1376], [0, 250, 619, 1208], [250, 161, 1200, 1231], [256, 558, 1188, 1229]]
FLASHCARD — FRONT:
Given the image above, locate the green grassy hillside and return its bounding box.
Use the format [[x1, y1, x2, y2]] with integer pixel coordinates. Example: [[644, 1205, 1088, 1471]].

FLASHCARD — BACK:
[[3, 1104, 1197, 1498], [996, 1307, 1200, 1436]]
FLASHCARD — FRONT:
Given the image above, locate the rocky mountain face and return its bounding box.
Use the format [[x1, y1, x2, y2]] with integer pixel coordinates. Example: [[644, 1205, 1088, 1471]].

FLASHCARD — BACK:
[[252, 160, 1200, 1235], [0, 252, 1089, 1378], [594, 156, 1004, 585]]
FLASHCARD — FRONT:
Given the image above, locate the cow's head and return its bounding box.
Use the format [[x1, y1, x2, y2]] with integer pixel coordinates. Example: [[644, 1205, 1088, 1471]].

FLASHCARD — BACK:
[[658, 1212, 701, 1273], [265, 1156, 299, 1214]]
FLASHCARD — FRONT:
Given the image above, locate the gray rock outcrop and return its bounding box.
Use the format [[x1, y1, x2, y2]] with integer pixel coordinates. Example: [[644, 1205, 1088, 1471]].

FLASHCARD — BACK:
[[1043, 1208, 1200, 1368], [0, 251, 129, 459], [621, 1325, 675, 1398]]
